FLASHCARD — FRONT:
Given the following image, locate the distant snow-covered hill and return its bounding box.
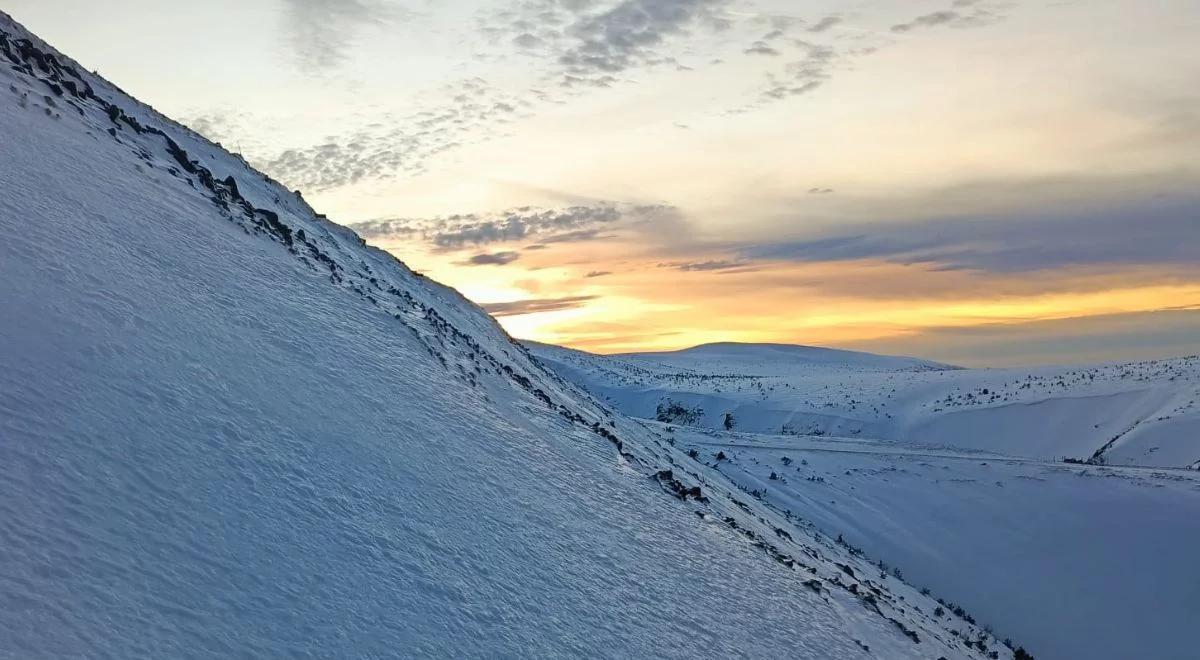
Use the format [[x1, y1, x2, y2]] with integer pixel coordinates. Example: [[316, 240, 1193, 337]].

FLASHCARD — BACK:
[[0, 11, 1011, 659], [529, 342, 1200, 468], [609, 341, 955, 372]]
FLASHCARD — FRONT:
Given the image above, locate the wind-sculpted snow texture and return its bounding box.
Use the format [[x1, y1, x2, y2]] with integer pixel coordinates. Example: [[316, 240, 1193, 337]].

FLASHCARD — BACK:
[[0, 12, 1010, 659], [529, 341, 1200, 468]]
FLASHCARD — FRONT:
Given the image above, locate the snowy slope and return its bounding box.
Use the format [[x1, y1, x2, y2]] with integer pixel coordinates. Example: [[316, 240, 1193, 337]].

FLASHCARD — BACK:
[[664, 425, 1200, 660], [527, 342, 1200, 658], [529, 342, 1200, 468], [0, 12, 1013, 659]]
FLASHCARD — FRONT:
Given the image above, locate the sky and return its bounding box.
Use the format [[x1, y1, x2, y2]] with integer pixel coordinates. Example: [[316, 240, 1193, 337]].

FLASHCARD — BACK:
[[9, 0, 1200, 366]]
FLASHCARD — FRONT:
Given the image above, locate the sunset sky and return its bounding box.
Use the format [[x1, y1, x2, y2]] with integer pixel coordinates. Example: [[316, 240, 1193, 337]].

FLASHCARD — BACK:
[[11, 0, 1199, 365]]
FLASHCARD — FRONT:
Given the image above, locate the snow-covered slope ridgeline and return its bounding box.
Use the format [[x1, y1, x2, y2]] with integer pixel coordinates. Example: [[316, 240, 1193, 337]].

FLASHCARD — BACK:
[[529, 342, 1200, 468], [0, 12, 1018, 659]]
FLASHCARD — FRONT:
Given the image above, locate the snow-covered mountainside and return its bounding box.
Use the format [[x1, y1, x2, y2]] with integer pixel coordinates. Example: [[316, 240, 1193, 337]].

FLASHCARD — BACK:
[[0, 12, 1017, 659], [529, 342, 1200, 468], [663, 424, 1200, 660], [527, 342, 1200, 659]]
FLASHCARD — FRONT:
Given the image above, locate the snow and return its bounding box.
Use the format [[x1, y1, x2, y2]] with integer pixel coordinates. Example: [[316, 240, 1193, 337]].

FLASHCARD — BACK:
[[527, 340, 1200, 659], [0, 12, 1008, 659], [665, 425, 1200, 660], [529, 342, 1200, 467]]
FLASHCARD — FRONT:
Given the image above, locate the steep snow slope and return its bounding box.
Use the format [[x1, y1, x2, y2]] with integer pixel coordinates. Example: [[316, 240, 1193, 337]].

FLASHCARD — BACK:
[[530, 342, 1200, 468], [665, 425, 1200, 660], [0, 13, 1010, 659]]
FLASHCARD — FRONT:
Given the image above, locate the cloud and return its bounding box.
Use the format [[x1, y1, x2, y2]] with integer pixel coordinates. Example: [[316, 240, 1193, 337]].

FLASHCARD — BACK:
[[738, 196, 1200, 273], [532, 320, 685, 352], [741, 3, 1008, 110], [749, 14, 804, 33], [465, 251, 522, 266], [559, 0, 732, 80], [180, 109, 283, 160], [483, 0, 733, 87], [513, 32, 545, 50], [281, 0, 404, 72], [664, 259, 753, 272], [264, 2, 1015, 190], [760, 41, 836, 100], [344, 218, 419, 239], [482, 295, 599, 317], [807, 15, 842, 33], [585, 270, 613, 278], [263, 77, 534, 190], [539, 229, 609, 244], [435, 217, 529, 249], [891, 10, 959, 33], [429, 206, 621, 249], [268, 0, 733, 189], [722, 12, 849, 109], [890, 1, 1003, 33], [843, 308, 1200, 368], [348, 203, 679, 250], [183, 112, 242, 147], [265, 3, 1014, 191], [744, 41, 781, 57]]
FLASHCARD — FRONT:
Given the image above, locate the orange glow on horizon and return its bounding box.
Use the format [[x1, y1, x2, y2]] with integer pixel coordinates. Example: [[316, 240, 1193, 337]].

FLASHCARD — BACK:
[[372, 237, 1200, 357]]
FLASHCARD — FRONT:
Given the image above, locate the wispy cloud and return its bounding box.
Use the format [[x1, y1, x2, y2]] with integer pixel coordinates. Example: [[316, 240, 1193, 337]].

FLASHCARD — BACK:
[[464, 251, 522, 266], [807, 15, 842, 33], [738, 196, 1200, 273], [557, 0, 732, 83], [891, 0, 1004, 33], [663, 259, 753, 272], [760, 40, 836, 100], [262, 3, 1014, 190], [484, 0, 734, 87], [348, 203, 679, 250], [744, 41, 781, 57], [260, 0, 733, 190], [740, 2, 1009, 110], [281, 0, 406, 72], [263, 77, 533, 190], [482, 295, 599, 316]]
